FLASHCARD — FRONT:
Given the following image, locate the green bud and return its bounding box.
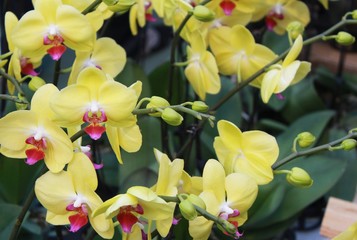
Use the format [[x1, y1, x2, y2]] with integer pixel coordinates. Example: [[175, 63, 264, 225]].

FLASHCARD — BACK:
[[286, 21, 305, 40], [352, 10, 357, 20], [297, 132, 316, 148], [192, 101, 209, 112], [179, 199, 197, 220], [335, 31, 355, 46], [28, 76, 46, 91], [108, 0, 135, 14], [146, 96, 170, 117], [187, 194, 206, 211], [341, 139, 357, 150], [161, 108, 183, 126], [15, 94, 28, 110], [217, 219, 237, 235], [193, 5, 215, 22], [286, 167, 313, 188], [102, 0, 119, 6]]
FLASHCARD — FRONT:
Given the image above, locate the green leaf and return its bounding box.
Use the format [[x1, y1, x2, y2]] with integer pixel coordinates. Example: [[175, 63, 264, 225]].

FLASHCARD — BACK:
[[326, 128, 357, 201], [0, 155, 41, 204], [0, 203, 22, 239], [115, 58, 151, 97], [280, 78, 327, 122], [277, 110, 335, 159], [262, 31, 290, 55]]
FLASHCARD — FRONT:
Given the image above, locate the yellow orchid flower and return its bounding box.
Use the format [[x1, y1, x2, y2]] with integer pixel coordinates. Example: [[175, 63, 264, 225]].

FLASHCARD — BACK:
[[333, 221, 357, 240], [252, 0, 310, 35], [93, 186, 173, 238], [209, 25, 277, 85], [151, 149, 185, 237], [50, 67, 141, 141], [129, 0, 157, 36], [213, 120, 279, 185], [67, 37, 126, 85], [184, 31, 220, 100], [11, 0, 95, 61], [0, 84, 73, 172], [189, 159, 258, 239], [35, 152, 114, 238], [260, 34, 311, 103], [106, 123, 142, 164], [5, 11, 44, 94]]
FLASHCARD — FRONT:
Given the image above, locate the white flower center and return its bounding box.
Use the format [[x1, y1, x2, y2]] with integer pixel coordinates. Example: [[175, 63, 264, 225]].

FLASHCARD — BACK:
[[33, 127, 45, 141], [73, 195, 84, 208]]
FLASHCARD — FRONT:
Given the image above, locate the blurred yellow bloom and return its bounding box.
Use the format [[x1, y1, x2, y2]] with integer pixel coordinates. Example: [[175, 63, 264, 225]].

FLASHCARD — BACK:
[[189, 160, 258, 239], [12, 0, 95, 60], [67, 37, 126, 85], [213, 120, 279, 184], [5, 11, 44, 94], [0, 84, 73, 172], [185, 31, 220, 100], [333, 221, 357, 240], [260, 35, 311, 103], [129, 0, 156, 35], [93, 186, 173, 237], [209, 25, 276, 86], [151, 149, 184, 237], [35, 153, 114, 238], [252, 0, 310, 35]]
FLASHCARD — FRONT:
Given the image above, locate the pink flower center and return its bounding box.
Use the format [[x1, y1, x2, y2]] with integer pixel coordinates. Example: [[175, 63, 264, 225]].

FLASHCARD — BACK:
[[219, 207, 243, 239], [66, 203, 88, 232], [220, 0, 236, 16], [20, 57, 38, 76], [43, 29, 66, 61], [83, 109, 107, 140], [265, 5, 284, 30], [117, 204, 144, 233], [145, 1, 156, 22], [25, 136, 47, 165]]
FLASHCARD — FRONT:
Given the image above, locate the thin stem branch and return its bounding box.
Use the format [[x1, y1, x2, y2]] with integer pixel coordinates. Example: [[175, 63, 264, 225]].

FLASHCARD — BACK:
[[82, 0, 102, 15], [0, 94, 28, 104], [9, 165, 47, 240], [272, 131, 357, 169], [0, 68, 27, 98]]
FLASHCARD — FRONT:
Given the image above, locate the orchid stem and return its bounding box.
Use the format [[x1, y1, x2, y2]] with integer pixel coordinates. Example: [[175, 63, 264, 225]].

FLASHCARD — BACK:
[[0, 68, 27, 99], [9, 164, 47, 240], [272, 131, 357, 170], [0, 94, 28, 104], [82, 0, 102, 15]]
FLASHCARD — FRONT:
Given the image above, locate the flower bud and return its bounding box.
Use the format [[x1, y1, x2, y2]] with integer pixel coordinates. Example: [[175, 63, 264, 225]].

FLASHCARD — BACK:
[[335, 31, 355, 46], [179, 199, 197, 220], [28, 76, 46, 91], [108, 0, 135, 14], [193, 5, 215, 22], [146, 96, 170, 117], [341, 139, 357, 151], [352, 10, 357, 20], [217, 219, 237, 235], [297, 132, 316, 148], [15, 94, 28, 110], [161, 108, 183, 126], [192, 101, 209, 112], [102, 0, 119, 6], [286, 21, 305, 40], [286, 167, 313, 188], [187, 194, 206, 210]]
